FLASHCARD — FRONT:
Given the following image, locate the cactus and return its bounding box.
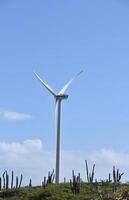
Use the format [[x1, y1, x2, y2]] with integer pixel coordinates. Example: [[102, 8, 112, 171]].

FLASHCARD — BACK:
[[0, 177, 2, 191], [108, 173, 111, 182], [113, 166, 124, 183], [64, 177, 66, 183], [70, 170, 81, 194], [16, 176, 19, 189], [3, 171, 6, 189], [85, 160, 95, 183], [42, 170, 55, 188], [11, 171, 14, 189], [29, 179, 32, 187], [0, 171, 24, 190], [5, 172, 9, 190], [19, 174, 23, 188], [112, 166, 124, 192], [47, 170, 55, 184], [42, 176, 46, 188], [85, 160, 89, 182]]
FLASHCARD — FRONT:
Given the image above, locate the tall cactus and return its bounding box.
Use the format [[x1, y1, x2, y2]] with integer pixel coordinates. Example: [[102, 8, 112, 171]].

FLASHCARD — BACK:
[[85, 160, 95, 183], [42, 176, 46, 188], [19, 174, 23, 188], [29, 179, 32, 187], [113, 166, 124, 183], [11, 171, 14, 189], [42, 170, 55, 188], [112, 166, 124, 192], [5, 172, 9, 190], [16, 176, 19, 189], [0, 171, 24, 190], [0, 177, 2, 191], [47, 170, 55, 184], [85, 160, 89, 182], [108, 173, 111, 182], [3, 171, 6, 189], [64, 177, 66, 183], [70, 170, 81, 194]]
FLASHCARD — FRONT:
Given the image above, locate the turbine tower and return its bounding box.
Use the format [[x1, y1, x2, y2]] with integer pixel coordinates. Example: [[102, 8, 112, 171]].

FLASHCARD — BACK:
[[34, 70, 83, 183]]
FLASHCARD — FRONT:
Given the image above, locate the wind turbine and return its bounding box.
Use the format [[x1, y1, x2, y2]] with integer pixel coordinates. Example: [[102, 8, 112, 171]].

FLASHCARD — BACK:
[[34, 70, 83, 183]]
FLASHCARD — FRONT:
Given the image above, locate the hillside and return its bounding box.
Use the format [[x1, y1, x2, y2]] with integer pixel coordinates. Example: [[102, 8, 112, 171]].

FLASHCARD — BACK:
[[0, 183, 129, 200]]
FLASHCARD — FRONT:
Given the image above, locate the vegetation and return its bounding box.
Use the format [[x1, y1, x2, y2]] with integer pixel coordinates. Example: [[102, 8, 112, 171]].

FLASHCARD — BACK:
[[0, 161, 127, 199], [0, 182, 129, 200]]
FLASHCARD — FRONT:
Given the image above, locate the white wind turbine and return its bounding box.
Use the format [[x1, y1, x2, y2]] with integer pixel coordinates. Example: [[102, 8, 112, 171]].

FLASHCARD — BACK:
[[34, 70, 83, 183]]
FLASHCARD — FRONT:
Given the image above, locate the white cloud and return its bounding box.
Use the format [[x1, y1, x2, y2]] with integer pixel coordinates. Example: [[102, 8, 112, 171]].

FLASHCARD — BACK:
[[0, 139, 42, 154], [0, 139, 54, 186], [0, 111, 32, 121], [0, 139, 128, 186]]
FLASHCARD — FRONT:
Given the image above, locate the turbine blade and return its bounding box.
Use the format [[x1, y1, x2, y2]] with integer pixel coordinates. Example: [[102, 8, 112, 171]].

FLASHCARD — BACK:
[[34, 71, 57, 96], [59, 70, 83, 95]]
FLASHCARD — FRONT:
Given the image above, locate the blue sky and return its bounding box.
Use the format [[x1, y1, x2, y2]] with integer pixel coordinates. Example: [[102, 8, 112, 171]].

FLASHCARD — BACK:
[[0, 0, 129, 184]]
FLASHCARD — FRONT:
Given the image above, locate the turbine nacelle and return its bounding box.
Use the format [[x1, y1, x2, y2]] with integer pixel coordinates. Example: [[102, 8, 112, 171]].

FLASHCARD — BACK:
[[55, 94, 68, 100]]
